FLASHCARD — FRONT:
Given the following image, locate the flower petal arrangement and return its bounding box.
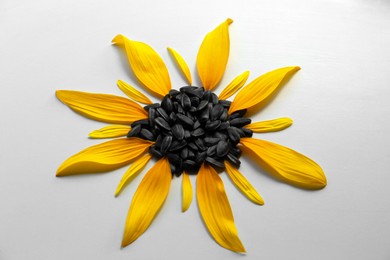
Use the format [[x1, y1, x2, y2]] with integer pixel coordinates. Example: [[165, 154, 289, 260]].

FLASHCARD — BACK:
[[55, 18, 327, 253]]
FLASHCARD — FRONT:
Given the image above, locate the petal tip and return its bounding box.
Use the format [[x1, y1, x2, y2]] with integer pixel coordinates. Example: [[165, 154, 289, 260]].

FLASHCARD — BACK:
[[227, 18, 233, 25]]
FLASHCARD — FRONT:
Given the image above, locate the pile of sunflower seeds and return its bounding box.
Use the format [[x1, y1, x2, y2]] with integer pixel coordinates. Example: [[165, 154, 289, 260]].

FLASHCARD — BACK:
[[128, 86, 252, 176]]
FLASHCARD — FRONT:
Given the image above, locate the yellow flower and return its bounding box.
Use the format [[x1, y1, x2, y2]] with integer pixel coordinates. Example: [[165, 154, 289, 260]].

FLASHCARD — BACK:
[[56, 18, 327, 253]]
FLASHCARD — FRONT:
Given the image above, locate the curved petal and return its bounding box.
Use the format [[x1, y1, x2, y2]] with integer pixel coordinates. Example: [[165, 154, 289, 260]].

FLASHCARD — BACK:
[[117, 80, 152, 105], [122, 158, 171, 247], [88, 125, 130, 139], [240, 138, 326, 189], [56, 138, 152, 176], [181, 172, 193, 212], [197, 163, 246, 253], [112, 35, 171, 98], [115, 153, 152, 196], [245, 117, 293, 133], [168, 47, 192, 85], [229, 66, 300, 114], [224, 161, 264, 205], [56, 90, 147, 124], [196, 18, 233, 91], [218, 71, 249, 100]]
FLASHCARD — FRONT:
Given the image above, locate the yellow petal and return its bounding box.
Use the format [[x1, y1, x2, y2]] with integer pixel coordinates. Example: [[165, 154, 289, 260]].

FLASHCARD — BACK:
[[181, 172, 193, 212], [117, 80, 152, 105], [56, 90, 147, 124], [240, 138, 327, 189], [112, 35, 171, 98], [122, 158, 171, 247], [218, 71, 250, 100], [56, 138, 152, 176], [168, 47, 192, 85], [196, 18, 233, 91], [229, 66, 300, 114], [197, 163, 246, 253], [88, 125, 130, 139], [224, 161, 264, 205], [115, 153, 152, 197], [245, 117, 293, 133]]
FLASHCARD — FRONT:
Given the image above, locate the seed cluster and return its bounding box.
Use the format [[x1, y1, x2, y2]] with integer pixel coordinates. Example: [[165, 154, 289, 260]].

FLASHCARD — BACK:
[[127, 86, 252, 176]]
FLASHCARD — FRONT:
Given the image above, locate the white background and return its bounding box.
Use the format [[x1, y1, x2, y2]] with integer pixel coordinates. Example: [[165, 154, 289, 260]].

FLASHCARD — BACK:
[[1, 0, 390, 259]]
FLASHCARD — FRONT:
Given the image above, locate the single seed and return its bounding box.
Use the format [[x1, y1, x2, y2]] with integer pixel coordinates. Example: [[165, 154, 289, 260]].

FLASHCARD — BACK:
[[195, 138, 207, 150], [160, 136, 173, 154], [219, 110, 228, 121], [242, 128, 253, 137], [175, 93, 183, 102], [156, 107, 170, 122], [229, 109, 247, 119], [211, 104, 224, 120], [184, 129, 191, 139], [188, 150, 195, 158], [205, 120, 221, 131], [229, 146, 242, 156], [204, 137, 220, 146], [176, 113, 194, 127], [183, 160, 197, 169], [205, 157, 224, 168], [149, 146, 163, 158], [197, 100, 208, 111], [180, 147, 189, 159], [155, 135, 162, 148], [155, 117, 171, 131], [196, 151, 207, 164], [169, 89, 180, 97], [169, 112, 177, 123], [169, 140, 187, 151], [206, 145, 217, 156], [227, 127, 240, 144], [192, 128, 205, 137], [181, 94, 191, 110], [193, 120, 201, 129], [219, 100, 232, 107], [229, 118, 251, 127], [127, 124, 141, 137], [186, 111, 195, 121], [203, 91, 211, 101], [227, 153, 241, 166], [131, 119, 149, 128], [214, 131, 228, 140], [188, 142, 198, 151], [139, 128, 154, 141], [181, 87, 203, 98], [167, 153, 181, 164], [189, 106, 197, 113], [216, 140, 229, 157], [171, 124, 185, 140], [211, 93, 218, 105], [177, 104, 185, 114], [143, 103, 160, 110], [234, 127, 245, 137], [161, 95, 173, 113], [199, 108, 209, 123], [148, 108, 156, 127], [218, 121, 230, 130]]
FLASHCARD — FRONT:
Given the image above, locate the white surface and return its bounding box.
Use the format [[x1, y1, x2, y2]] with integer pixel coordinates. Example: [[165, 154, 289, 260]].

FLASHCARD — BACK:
[[1, 0, 390, 259]]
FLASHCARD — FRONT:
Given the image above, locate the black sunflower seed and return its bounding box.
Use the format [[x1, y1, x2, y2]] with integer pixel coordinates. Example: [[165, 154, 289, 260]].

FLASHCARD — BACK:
[[211, 93, 218, 105], [203, 91, 211, 101], [184, 129, 191, 139], [219, 100, 232, 107], [196, 151, 207, 164], [219, 109, 228, 121], [175, 93, 183, 102], [197, 100, 208, 111], [171, 124, 184, 140], [233, 126, 245, 137], [176, 113, 194, 127], [127, 124, 141, 137], [229, 118, 251, 127], [206, 145, 217, 156], [181, 94, 191, 110], [170, 140, 187, 151], [216, 140, 229, 157], [183, 160, 197, 169], [195, 138, 206, 150], [180, 147, 189, 159], [177, 104, 185, 114], [190, 97, 200, 107], [188, 150, 195, 158], [169, 89, 180, 97], [156, 107, 170, 122], [205, 120, 221, 131], [229, 109, 247, 119], [139, 128, 154, 141], [155, 117, 171, 131], [204, 137, 220, 146], [227, 153, 241, 166], [199, 108, 209, 123], [187, 142, 198, 151], [218, 121, 230, 130], [242, 128, 253, 137], [205, 156, 224, 168], [211, 104, 224, 120], [169, 112, 177, 123], [160, 135, 173, 154], [167, 153, 181, 164], [214, 131, 227, 141], [149, 146, 163, 158], [229, 146, 242, 156], [161, 95, 173, 113], [155, 135, 162, 148], [143, 103, 160, 110], [189, 106, 197, 113], [227, 127, 240, 144], [148, 108, 156, 127], [131, 119, 149, 128], [181, 87, 203, 98], [192, 128, 205, 137], [193, 120, 201, 130]]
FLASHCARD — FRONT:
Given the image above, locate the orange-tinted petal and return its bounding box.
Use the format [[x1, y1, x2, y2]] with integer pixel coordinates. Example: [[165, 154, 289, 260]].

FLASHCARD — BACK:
[[181, 172, 193, 212], [168, 47, 192, 85], [117, 80, 152, 105], [56, 90, 147, 124], [197, 163, 246, 253], [196, 19, 233, 91], [240, 138, 326, 189], [56, 138, 152, 176], [121, 158, 171, 247], [229, 66, 300, 114], [245, 117, 293, 133], [112, 35, 171, 98], [224, 161, 264, 205], [88, 125, 130, 139], [115, 153, 152, 196], [218, 71, 249, 100]]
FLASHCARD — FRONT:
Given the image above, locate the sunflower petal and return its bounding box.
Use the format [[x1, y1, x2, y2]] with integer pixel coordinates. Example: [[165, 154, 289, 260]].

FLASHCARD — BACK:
[[245, 117, 293, 133], [88, 125, 130, 139], [117, 80, 152, 105], [56, 90, 147, 124], [197, 163, 246, 253], [115, 153, 152, 197], [196, 18, 233, 91], [168, 47, 192, 85], [182, 172, 193, 212], [122, 158, 171, 247], [240, 138, 326, 189], [218, 71, 249, 100], [112, 35, 171, 98], [229, 66, 300, 114], [224, 161, 264, 205], [56, 138, 152, 176]]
